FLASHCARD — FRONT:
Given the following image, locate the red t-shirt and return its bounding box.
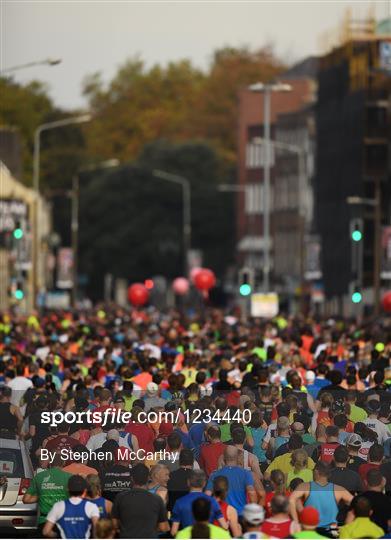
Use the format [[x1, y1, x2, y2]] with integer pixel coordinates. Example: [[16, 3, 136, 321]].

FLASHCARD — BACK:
[[262, 518, 292, 538], [320, 442, 339, 463], [358, 462, 380, 484], [125, 422, 155, 453], [264, 491, 291, 518], [199, 442, 227, 476]]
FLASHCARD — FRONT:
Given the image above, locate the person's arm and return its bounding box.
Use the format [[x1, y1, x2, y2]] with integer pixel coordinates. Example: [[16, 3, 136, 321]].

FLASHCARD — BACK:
[[43, 501, 63, 538], [218, 516, 229, 530], [250, 453, 263, 480], [227, 505, 242, 538], [288, 483, 310, 522], [158, 521, 170, 532], [23, 492, 38, 504], [91, 516, 99, 538], [131, 434, 139, 452], [246, 484, 257, 503], [170, 501, 181, 536], [171, 521, 180, 536], [43, 520, 57, 538], [306, 394, 317, 414], [23, 476, 38, 504], [334, 484, 353, 506], [105, 499, 113, 516]]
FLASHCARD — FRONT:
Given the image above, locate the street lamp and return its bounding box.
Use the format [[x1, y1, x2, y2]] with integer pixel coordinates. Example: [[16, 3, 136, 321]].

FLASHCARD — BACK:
[[1, 58, 62, 74], [32, 113, 92, 306], [248, 81, 292, 293], [152, 170, 191, 277], [71, 159, 120, 307]]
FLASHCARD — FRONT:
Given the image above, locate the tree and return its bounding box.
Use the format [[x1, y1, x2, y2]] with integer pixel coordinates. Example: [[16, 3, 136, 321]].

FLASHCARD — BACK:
[[78, 141, 235, 300], [82, 46, 285, 166]]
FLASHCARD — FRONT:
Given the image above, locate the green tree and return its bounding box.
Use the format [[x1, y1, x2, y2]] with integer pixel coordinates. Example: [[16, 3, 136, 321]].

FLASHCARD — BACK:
[[78, 141, 234, 299]]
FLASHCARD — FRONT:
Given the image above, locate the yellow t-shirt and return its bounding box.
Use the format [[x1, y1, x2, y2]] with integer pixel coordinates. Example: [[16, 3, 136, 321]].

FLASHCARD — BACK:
[[176, 524, 231, 539], [339, 517, 384, 539], [287, 468, 313, 486], [266, 453, 315, 476]]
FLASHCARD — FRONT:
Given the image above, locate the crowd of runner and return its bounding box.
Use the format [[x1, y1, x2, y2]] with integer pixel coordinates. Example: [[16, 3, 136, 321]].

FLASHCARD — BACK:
[[0, 306, 390, 539]]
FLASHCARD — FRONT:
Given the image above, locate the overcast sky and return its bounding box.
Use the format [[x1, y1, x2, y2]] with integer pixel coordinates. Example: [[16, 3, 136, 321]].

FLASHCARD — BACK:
[[2, 1, 390, 109]]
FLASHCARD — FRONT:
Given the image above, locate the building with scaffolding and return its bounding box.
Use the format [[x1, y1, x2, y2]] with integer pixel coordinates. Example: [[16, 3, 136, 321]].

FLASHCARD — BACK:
[[314, 15, 391, 315]]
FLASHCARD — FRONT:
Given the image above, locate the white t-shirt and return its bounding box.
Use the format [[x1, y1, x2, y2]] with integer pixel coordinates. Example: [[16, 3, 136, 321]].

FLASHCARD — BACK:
[[7, 376, 32, 406], [86, 432, 107, 451], [363, 417, 390, 444], [47, 497, 99, 539]]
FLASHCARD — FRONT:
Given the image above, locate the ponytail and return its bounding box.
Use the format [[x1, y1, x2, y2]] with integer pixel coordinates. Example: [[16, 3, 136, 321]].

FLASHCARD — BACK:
[[191, 524, 210, 538]]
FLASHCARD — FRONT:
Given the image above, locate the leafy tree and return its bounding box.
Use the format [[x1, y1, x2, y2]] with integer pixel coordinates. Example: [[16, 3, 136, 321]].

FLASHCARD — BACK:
[[78, 141, 235, 299]]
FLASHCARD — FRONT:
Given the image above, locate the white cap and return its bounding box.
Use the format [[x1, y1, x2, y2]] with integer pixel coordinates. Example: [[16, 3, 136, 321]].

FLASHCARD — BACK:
[[306, 370, 316, 382], [243, 504, 265, 525]]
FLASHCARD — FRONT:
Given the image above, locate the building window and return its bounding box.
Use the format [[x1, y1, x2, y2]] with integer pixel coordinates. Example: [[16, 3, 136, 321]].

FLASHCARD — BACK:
[[246, 140, 275, 169], [245, 184, 263, 215]]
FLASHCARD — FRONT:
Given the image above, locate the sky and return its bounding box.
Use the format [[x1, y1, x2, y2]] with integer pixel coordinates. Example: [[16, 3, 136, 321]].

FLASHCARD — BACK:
[[2, 1, 390, 110]]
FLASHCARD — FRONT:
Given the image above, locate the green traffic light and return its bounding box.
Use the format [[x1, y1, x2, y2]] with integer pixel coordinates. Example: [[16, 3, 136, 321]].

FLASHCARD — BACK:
[[14, 289, 24, 300], [13, 228, 23, 240], [239, 283, 252, 296], [352, 230, 362, 242], [352, 291, 362, 304]]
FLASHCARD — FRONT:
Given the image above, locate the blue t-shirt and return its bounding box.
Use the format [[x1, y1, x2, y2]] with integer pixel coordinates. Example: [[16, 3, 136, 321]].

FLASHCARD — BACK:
[[172, 492, 222, 528], [206, 465, 254, 516]]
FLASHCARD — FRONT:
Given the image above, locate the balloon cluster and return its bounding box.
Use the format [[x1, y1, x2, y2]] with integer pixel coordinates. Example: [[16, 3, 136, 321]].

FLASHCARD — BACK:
[[127, 268, 216, 306]]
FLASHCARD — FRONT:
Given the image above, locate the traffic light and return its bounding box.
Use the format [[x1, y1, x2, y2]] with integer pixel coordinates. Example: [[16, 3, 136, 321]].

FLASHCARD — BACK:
[[350, 219, 363, 242], [13, 221, 23, 240], [238, 267, 254, 296], [351, 288, 362, 304], [11, 281, 24, 301]]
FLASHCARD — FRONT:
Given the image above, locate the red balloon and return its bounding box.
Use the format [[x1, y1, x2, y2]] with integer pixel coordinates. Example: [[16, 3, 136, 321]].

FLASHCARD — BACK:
[[190, 267, 202, 284], [172, 277, 190, 296], [382, 291, 391, 313], [128, 283, 149, 306], [193, 268, 216, 291]]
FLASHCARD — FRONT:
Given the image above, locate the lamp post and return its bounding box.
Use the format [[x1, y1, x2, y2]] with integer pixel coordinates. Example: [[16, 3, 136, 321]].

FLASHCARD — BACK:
[[32, 114, 92, 306], [248, 82, 292, 293], [152, 170, 191, 277], [1, 58, 62, 74], [71, 159, 119, 307]]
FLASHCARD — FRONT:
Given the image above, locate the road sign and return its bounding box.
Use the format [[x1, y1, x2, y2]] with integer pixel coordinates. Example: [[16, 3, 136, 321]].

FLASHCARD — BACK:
[[251, 292, 279, 318]]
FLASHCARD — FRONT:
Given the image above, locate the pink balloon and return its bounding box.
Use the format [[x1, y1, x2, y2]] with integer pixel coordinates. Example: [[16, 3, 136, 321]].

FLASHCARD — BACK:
[[172, 277, 189, 296], [190, 267, 202, 283]]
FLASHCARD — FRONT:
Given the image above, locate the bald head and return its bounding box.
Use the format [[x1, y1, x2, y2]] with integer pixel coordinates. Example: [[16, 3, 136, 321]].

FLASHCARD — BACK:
[[224, 445, 239, 465]]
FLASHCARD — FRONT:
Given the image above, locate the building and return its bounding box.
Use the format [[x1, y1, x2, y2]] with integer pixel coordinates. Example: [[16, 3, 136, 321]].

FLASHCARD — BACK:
[[0, 162, 51, 311], [236, 62, 317, 302], [314, 18, 391, 314]]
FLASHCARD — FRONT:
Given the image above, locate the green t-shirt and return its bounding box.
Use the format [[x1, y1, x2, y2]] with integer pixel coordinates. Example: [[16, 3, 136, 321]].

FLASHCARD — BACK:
[[176, 524, 231, 539], [293, 531, 327, 539], [27, 467, 71, 523], [348, 404, 367, 423], [220, 423, 252, 443]]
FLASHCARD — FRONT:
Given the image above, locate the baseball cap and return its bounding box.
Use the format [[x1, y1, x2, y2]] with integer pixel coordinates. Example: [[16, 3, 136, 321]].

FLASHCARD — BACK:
[[305, 370, 316, 382], [146, 382, 158, 395], [299, 506, 319, 527], [243, 504, 265, 525], [346, 433, 362, 447]]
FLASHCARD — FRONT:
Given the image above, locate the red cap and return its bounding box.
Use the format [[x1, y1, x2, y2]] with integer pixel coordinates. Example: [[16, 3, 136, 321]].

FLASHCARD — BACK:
[[299, 507, 319, 527]]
